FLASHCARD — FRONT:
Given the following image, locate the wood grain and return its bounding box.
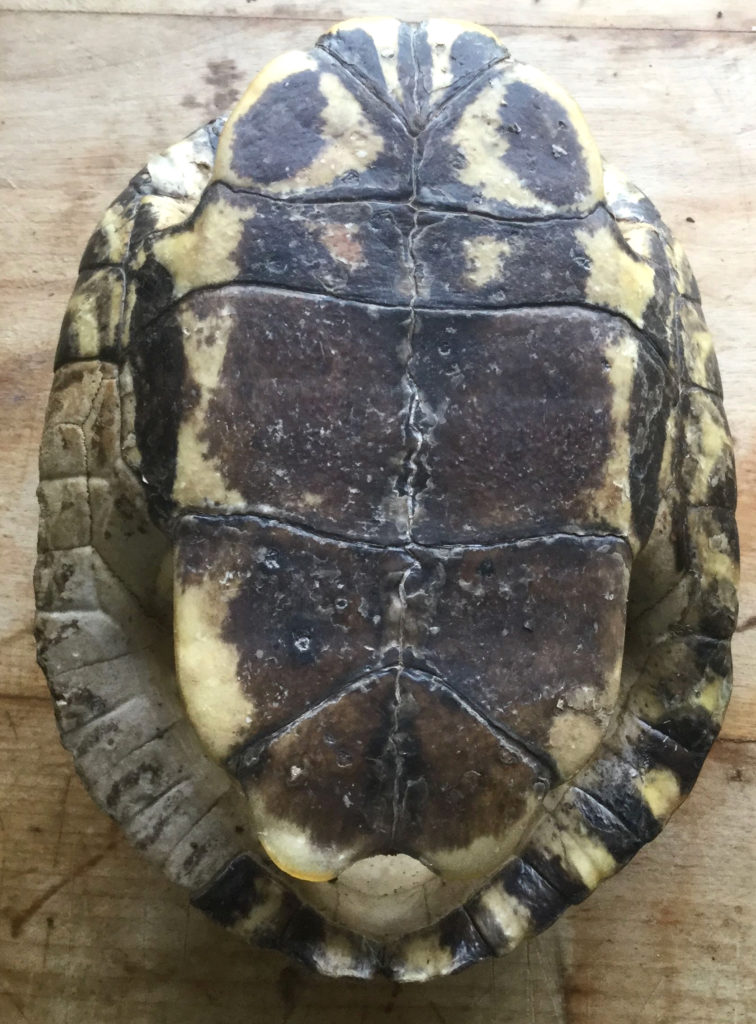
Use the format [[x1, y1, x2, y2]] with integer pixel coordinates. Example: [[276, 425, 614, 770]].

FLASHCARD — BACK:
[[2, 0, 756, 32], [1, 5, 754, 1022]]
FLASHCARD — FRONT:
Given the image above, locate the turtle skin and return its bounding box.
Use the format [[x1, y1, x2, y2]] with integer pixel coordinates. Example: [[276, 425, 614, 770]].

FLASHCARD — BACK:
[[35, 18, 738, 981]]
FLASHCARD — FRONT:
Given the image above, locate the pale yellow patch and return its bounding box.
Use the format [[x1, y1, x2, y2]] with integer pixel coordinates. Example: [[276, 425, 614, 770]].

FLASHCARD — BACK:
[[684, 392, 730, 506], [559, 829, 617, 889], [688, 514, 739, 591], [629, 685, 666, 725], [64, 272, 123, 359], [214, 53, 384, 195], [640, 766, 681, 820], [151, 193, 253, 302], [463, 235, 511, 287], [473, 882, 531, 947], [174, 572, 255, 762], [694, 676, 729, 719], [669, 237, 697, 296], [393, 932, 455, 983], [450, 62, 602, 213], [575, 223, 656, 328], [251, 808, 358, 882], [585, 330, 637, 540], [618, 221, 656, 261], [548, 710, 604, 780], [602, 160, 645, 212], [301, 490, 325, 508], [118, 363, 141, 470], [450, 78, 542, 210], [95, 203, 134, 264], [138, 194, 197, 234], [679, 300, 716, 387], [172, 305, 246, 510]]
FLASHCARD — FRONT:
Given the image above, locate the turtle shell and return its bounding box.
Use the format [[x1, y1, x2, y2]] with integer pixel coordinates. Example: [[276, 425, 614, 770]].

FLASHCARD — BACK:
[[35, 17, 738, 982]]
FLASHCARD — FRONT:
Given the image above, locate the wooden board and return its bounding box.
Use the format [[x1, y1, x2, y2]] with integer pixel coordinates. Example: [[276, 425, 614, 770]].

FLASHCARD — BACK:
[[1, 3, 754, 1021]]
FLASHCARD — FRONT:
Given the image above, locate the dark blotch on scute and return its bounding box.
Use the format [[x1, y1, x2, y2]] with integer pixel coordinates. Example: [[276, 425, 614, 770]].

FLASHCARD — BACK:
[[195, 291, 411, 542], [318, 27, 391, 106], [579, 768, 662, 845], [128, 298, 189, 520], [409, 309, 626, 542], [631, 720, 707, 796], [502, 80, 591, 206], [435, 907, 491, 969], [522, 850, 591, 906], [229, 71, 328, 185], [568, 788, 642, 864], [191, 854, 273, 928], [497, 858, 566, 934], [279, 906, 328, 964]]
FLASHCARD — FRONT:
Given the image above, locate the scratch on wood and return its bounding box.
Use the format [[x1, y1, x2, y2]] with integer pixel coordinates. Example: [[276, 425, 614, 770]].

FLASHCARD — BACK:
[[535, 936, 566, 1021], [0, 987, 30, 1023], [4, 710, 18, 742], [51, 773, 74, 869], [526, 942, 537, 1024], [429, 1002, 447, 1024], [0, 623, 34, 655], [633, 976, 665, 1023], [7, 831, 119, 938]]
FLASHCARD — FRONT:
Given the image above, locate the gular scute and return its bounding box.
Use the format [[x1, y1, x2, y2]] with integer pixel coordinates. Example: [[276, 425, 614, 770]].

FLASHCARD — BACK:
[[36, 15, 738, 983]]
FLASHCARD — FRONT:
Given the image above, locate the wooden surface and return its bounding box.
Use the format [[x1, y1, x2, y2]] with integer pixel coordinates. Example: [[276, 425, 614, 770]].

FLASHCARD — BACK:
[[1, 2, 755, 1021]]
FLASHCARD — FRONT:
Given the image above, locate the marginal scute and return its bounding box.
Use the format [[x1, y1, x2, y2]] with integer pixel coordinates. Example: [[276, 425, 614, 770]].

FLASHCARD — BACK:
[[35, 15, 738, 984], [36, 356, 253, 898], [680, 389, 736, 508], [55, 267, 125, 368], [678, 298, 724, 394]]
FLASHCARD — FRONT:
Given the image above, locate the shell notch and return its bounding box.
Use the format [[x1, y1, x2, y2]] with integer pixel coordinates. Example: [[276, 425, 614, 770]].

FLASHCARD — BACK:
[[36, 15, 738, 983]]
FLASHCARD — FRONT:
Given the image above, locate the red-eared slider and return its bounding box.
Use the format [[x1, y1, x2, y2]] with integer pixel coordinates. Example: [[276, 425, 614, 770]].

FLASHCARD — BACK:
[[35, 17, 738, 982]]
